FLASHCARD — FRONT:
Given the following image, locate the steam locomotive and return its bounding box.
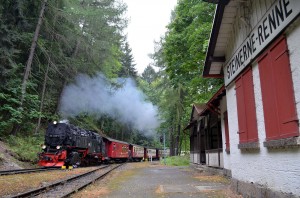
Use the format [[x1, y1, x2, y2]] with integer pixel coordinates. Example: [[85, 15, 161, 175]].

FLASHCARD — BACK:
[[38, 121, 161, 167]]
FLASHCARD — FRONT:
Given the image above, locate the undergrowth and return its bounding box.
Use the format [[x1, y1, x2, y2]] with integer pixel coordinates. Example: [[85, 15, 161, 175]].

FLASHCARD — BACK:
[[161, 155, 190, 166], [6, 134, 44, 163]]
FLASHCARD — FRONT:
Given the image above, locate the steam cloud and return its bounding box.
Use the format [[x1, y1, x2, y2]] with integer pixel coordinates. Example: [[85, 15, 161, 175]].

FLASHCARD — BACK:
[[59, 73, 160, 135]]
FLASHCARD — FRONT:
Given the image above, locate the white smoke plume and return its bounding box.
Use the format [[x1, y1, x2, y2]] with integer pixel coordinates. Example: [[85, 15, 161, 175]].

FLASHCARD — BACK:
[[59, 73, 160, 135]]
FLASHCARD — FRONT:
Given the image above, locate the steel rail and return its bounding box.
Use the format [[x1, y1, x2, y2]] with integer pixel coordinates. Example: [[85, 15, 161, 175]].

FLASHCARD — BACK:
[[8, 165, 112, 198], [0, 167, 60, 176], [60, 163, 124, 198]]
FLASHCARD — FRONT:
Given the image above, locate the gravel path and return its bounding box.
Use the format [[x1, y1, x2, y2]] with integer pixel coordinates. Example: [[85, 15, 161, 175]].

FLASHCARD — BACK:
[[73, 162, 241, 198], [109, 164, 225, 198]]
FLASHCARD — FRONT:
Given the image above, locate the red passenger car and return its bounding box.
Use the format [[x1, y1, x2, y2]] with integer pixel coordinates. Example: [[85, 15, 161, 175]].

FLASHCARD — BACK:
[[103, 137, 129, 162]]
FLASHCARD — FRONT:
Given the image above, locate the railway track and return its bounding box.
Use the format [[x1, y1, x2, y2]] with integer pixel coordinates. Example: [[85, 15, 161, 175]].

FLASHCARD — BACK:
[[9, 164, 123, 198], [0, 167, 60, 176]]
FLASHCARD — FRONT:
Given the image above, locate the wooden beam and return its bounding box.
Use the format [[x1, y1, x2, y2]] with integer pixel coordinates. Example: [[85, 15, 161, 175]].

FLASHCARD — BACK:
[[209, 56, 226, 62]]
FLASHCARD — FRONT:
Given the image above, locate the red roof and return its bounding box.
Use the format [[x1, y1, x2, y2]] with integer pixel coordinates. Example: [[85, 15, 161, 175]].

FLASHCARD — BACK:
[[199, 85, 225, 116]]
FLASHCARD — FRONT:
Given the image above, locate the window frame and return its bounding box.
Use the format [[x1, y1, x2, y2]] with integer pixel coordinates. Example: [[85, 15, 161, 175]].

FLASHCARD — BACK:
[[223, 111, 230, 152]]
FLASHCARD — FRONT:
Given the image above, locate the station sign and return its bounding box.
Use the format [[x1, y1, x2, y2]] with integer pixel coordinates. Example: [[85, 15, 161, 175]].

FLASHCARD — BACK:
[[224, 0, 300, 86]]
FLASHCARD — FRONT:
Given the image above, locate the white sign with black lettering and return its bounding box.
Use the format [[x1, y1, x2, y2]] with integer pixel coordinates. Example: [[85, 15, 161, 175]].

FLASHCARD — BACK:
[[224, 0, 300, 86]]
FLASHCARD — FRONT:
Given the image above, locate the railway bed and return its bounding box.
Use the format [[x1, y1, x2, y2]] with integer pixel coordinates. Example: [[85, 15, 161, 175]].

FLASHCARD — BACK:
[[8, 164, 123, 198]]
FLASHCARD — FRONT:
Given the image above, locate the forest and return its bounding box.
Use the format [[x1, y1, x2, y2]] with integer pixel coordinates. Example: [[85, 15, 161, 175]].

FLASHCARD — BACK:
[[0, 0, 222, 162]]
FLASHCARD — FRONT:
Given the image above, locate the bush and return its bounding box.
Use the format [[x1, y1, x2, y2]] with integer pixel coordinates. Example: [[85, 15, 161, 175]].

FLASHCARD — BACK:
[[6, 134, 44, 163], [161, 155, 190, 166]]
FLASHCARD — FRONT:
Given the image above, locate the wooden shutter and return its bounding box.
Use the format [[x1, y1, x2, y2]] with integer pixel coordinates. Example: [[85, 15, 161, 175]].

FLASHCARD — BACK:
[[235, 68, 258, 143], [259, 36, 298, 140], [243, 68, 258, 142], [235, 77, 247, 143], [271, 37, 298, 138], [258, 52, 279, 139]]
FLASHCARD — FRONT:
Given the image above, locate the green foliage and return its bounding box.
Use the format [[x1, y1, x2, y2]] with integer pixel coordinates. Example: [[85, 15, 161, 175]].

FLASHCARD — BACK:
[[59, 0, 127, 77], [161, 155, 190, 166], [68, 114, 103, 133], [119, 41, 137, 79], [163, 0, 222, 93], [0, 0, 129, 136], [141, 65, 157, 84], [0, 0, 222, 159], [6, 134, 44, 163], [0, 76, 41, 135], [140, 1, 224, 155]]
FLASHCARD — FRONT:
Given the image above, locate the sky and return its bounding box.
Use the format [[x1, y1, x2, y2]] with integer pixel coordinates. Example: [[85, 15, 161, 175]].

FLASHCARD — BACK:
[[123, 0, 178, 74]]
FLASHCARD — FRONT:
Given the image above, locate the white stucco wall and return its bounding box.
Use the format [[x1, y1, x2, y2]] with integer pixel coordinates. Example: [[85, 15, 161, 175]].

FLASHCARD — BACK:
[[220, 96, 231, 171], [225, 20, 300, 196]]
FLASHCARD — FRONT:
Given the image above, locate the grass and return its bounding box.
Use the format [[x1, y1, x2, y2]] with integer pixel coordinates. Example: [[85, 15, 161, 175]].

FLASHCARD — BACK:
[[194, 175, 231, 184], [0, 153, 4, 163], [6, 134, 44, 163], [108, 169, 136, 190], [161, 155, 190, 166]]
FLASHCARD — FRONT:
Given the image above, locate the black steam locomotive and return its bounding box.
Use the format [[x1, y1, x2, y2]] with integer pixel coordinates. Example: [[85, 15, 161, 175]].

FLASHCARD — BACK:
[[38, 121, 104, 167]]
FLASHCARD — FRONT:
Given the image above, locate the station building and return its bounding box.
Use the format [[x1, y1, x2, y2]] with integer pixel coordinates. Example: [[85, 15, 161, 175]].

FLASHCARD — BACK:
[[186, 87, 226, 169], [189, 0, 300, 197]]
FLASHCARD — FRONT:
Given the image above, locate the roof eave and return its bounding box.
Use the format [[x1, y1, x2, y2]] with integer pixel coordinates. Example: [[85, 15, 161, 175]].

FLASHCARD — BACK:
[[202, 0, 229, 77], [199, 85, 226, 116]]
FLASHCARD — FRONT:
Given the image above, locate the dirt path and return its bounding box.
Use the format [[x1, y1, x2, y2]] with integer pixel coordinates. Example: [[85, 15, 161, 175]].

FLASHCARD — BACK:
[[0, 141, 25, 170]]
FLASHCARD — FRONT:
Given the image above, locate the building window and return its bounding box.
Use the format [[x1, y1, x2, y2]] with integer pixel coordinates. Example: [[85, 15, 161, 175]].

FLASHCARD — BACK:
[[223, 111, 230, 152], [258, 36, 299, 141], [235, 67, 259, 146]]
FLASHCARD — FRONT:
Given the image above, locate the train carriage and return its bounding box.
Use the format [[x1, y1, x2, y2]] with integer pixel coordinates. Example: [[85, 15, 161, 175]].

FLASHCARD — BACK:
[[145, 148, 159, 161], [129, 144, 144, 162], [103, 137, 129, 162], [159, 148, 170, 158]]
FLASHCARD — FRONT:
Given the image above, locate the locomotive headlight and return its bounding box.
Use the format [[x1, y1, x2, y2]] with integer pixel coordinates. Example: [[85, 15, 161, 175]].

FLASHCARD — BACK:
[[56, 145, 61, 149], [41, 145, 46, 149], [53, 121, 57, 125]]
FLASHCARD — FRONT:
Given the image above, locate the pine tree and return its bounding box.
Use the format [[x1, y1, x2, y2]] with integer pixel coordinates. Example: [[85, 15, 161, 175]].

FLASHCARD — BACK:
[[141, 65, 157, 84], [119, 41, 137, 78]]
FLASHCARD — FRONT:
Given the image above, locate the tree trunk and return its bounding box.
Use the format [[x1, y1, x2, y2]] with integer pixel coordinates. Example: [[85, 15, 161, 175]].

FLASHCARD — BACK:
[[176, 123, 181, 155], [73, 39, 80, 58], [179, 127, 184, 155], [169, 127, 175, 156], [54, 39, 80, 116], [11, 125, 20, 136], [101, 119, 105, 130], [11, 0, 47, 136], [35, 58, 50, 134], [55, 80, 67, 115], [21, 0, 47, 104]]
